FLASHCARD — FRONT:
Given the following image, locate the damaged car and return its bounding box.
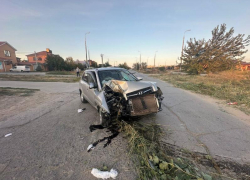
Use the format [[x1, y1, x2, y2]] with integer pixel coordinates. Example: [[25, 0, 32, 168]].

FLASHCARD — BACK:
[[79, 67, 163, 125]]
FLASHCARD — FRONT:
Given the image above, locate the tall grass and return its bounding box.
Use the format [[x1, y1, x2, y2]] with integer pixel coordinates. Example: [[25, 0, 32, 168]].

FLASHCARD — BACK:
[[153, 70, 250, 114]]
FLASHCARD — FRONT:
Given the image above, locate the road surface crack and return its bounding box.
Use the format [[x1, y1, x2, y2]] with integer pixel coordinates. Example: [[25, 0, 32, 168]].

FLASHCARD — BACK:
[[162, 102, 222, 174]]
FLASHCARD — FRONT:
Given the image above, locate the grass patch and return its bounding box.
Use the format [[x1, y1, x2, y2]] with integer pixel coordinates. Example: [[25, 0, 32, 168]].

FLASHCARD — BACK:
[[151, 71, 250, 114], [0, 87, 39, 96], [121, 120, 214, 180], [0, 74, 79, 83], [46, 71, 76, 75]]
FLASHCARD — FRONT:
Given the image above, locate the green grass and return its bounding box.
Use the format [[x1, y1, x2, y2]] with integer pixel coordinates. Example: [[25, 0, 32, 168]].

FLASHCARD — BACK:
[[0, 87, 39, 96], [151, 70, 250, 114], [46, 71, 76, 75], [121, 120, 214, 180], [0, 74, 80, 83]]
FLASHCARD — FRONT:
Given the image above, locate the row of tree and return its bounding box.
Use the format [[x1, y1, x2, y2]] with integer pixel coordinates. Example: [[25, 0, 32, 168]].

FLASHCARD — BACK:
[[45, 55, 85, 71], [132, 62, 147, 70], [183, 24, 250, 74], [45, 55, 131, 71]]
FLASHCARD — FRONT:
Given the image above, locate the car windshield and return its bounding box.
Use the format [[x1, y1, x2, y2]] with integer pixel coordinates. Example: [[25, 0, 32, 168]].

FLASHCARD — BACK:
[[98, 69, 137, 87]]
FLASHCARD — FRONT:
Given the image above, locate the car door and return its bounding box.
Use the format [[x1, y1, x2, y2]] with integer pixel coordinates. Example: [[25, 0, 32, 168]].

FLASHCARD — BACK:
[[86, 72, 99, 108], [80, 72, 90, 101]]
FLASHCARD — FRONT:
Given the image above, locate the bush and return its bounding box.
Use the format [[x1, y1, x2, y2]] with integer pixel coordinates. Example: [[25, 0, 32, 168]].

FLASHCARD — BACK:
[[158, 67, 165, 71], [36, 65, 42, 71]]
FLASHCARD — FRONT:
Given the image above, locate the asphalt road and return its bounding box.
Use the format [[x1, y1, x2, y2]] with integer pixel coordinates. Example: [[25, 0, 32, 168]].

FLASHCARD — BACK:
[[1, 73, 250, 179], [0, 82, 136, 180], [137, 72, 250, 164]]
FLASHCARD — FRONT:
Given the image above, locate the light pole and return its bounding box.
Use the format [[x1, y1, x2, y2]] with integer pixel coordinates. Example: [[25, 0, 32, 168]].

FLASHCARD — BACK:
[[100, 54, 104, 67], [138, 51, 141, 70], [180, 29, 191, 71], [135, 57, 138, 70], [154, 51, 158, 68], [85, 32, 90, 68]]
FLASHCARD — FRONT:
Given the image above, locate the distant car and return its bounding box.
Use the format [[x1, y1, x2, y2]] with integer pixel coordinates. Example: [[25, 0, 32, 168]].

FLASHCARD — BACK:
[[10, 65, 30, 72], [79, 67, 163, 125]]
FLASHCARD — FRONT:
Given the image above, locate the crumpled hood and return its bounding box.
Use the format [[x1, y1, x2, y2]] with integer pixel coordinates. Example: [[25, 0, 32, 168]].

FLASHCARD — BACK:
[[104, 80, 158, 97]]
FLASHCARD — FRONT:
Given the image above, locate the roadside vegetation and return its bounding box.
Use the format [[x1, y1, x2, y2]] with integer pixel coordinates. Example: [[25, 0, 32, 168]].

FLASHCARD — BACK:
[[0, 74, 79, 83], [46, 71, 76, 75], [119, 119, 244, 180], [151, 70, 250, 114], [0, 87, 39, 96]]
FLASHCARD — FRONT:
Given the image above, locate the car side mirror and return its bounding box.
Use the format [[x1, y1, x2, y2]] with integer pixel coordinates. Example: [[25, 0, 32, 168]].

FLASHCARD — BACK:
[[137, 77, 143, 81], [89, 82, 97, 89]]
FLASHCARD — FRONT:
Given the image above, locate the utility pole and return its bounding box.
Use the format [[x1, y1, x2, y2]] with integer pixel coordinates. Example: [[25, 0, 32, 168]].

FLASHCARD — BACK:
[[138, 51, 141, 70], [100, 54, 104, 67], [34, 51, 37, 70], [154, 51, 158, 68], [180, 29, 191, 71], [85, 32, 90, 68], [88, 50, 90, 61]]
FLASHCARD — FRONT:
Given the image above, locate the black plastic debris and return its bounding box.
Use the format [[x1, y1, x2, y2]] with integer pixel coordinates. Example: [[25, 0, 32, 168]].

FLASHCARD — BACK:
[[87, 123, 120, 152]]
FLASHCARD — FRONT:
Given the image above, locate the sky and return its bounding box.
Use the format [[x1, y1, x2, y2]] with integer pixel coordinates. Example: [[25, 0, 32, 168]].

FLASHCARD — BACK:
[[1, 0, 250, 67]]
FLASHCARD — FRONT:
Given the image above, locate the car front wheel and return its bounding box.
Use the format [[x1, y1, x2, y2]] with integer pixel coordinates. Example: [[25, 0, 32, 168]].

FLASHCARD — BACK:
[[80, 90, 88, 103], [99, 110, 106, 126]]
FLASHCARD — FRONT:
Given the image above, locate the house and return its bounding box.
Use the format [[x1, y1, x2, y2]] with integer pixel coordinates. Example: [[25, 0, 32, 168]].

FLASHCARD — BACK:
[[26, 48, 53, 70], [0, 41, 17, 72], [240, 61, 250, 71]]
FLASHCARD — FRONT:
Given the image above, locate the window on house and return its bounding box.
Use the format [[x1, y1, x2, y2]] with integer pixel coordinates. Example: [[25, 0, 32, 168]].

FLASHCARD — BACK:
[[4, 50, 11, 57], [38, 57, 42, 61], [33, 57, 36, 61]]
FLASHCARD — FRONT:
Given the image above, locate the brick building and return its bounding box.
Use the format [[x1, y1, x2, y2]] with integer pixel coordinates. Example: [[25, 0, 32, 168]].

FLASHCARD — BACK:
[[26, 48, 52, 70], [0, 41, 17, 72]]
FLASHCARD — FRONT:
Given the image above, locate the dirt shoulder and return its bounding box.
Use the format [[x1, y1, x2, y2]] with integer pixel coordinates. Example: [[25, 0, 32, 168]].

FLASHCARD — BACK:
[[150, 70, 250, 114], [0, 90, 59, 122]]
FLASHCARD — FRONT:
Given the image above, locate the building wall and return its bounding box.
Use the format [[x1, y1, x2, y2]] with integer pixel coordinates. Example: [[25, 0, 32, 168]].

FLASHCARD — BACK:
[[0, 44, 17, 64], [0, 61, 12, 72], [27, 54, 48, 64]]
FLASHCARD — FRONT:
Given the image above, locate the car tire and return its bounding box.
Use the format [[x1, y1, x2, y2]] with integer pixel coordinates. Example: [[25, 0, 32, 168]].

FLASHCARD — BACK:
[[21, 70, 23, 72], [80, 90, 88, 103], [99, 110, 107, 126]]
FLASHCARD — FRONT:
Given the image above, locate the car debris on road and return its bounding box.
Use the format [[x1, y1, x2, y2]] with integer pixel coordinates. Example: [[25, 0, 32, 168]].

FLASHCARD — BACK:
[[4, 133, 12, 137], [87, 124, 120, 152], [78, 108, 86, 113], [91, 168, 118, 179]]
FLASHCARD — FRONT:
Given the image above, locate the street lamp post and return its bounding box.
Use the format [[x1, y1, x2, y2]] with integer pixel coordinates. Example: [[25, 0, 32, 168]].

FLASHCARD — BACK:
[[85, 32, 90, 68], [180, 29, 191, 71], [154, 51, 158, 68], [138, 51, 141, 70], [100, 54, 104, 67]]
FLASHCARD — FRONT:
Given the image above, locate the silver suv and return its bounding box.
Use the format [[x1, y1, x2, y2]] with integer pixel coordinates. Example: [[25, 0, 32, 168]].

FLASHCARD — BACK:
[[79, 67, 163, 125]]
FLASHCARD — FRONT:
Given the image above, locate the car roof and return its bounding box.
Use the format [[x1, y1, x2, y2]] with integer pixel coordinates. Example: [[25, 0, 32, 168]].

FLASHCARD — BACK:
[[85, 67, 125, 72]]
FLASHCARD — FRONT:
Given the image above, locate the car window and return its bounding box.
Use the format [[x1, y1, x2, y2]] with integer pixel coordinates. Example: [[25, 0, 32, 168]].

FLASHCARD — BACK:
[[82, 72, 87, 82], [87, 73, 95, 84]]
